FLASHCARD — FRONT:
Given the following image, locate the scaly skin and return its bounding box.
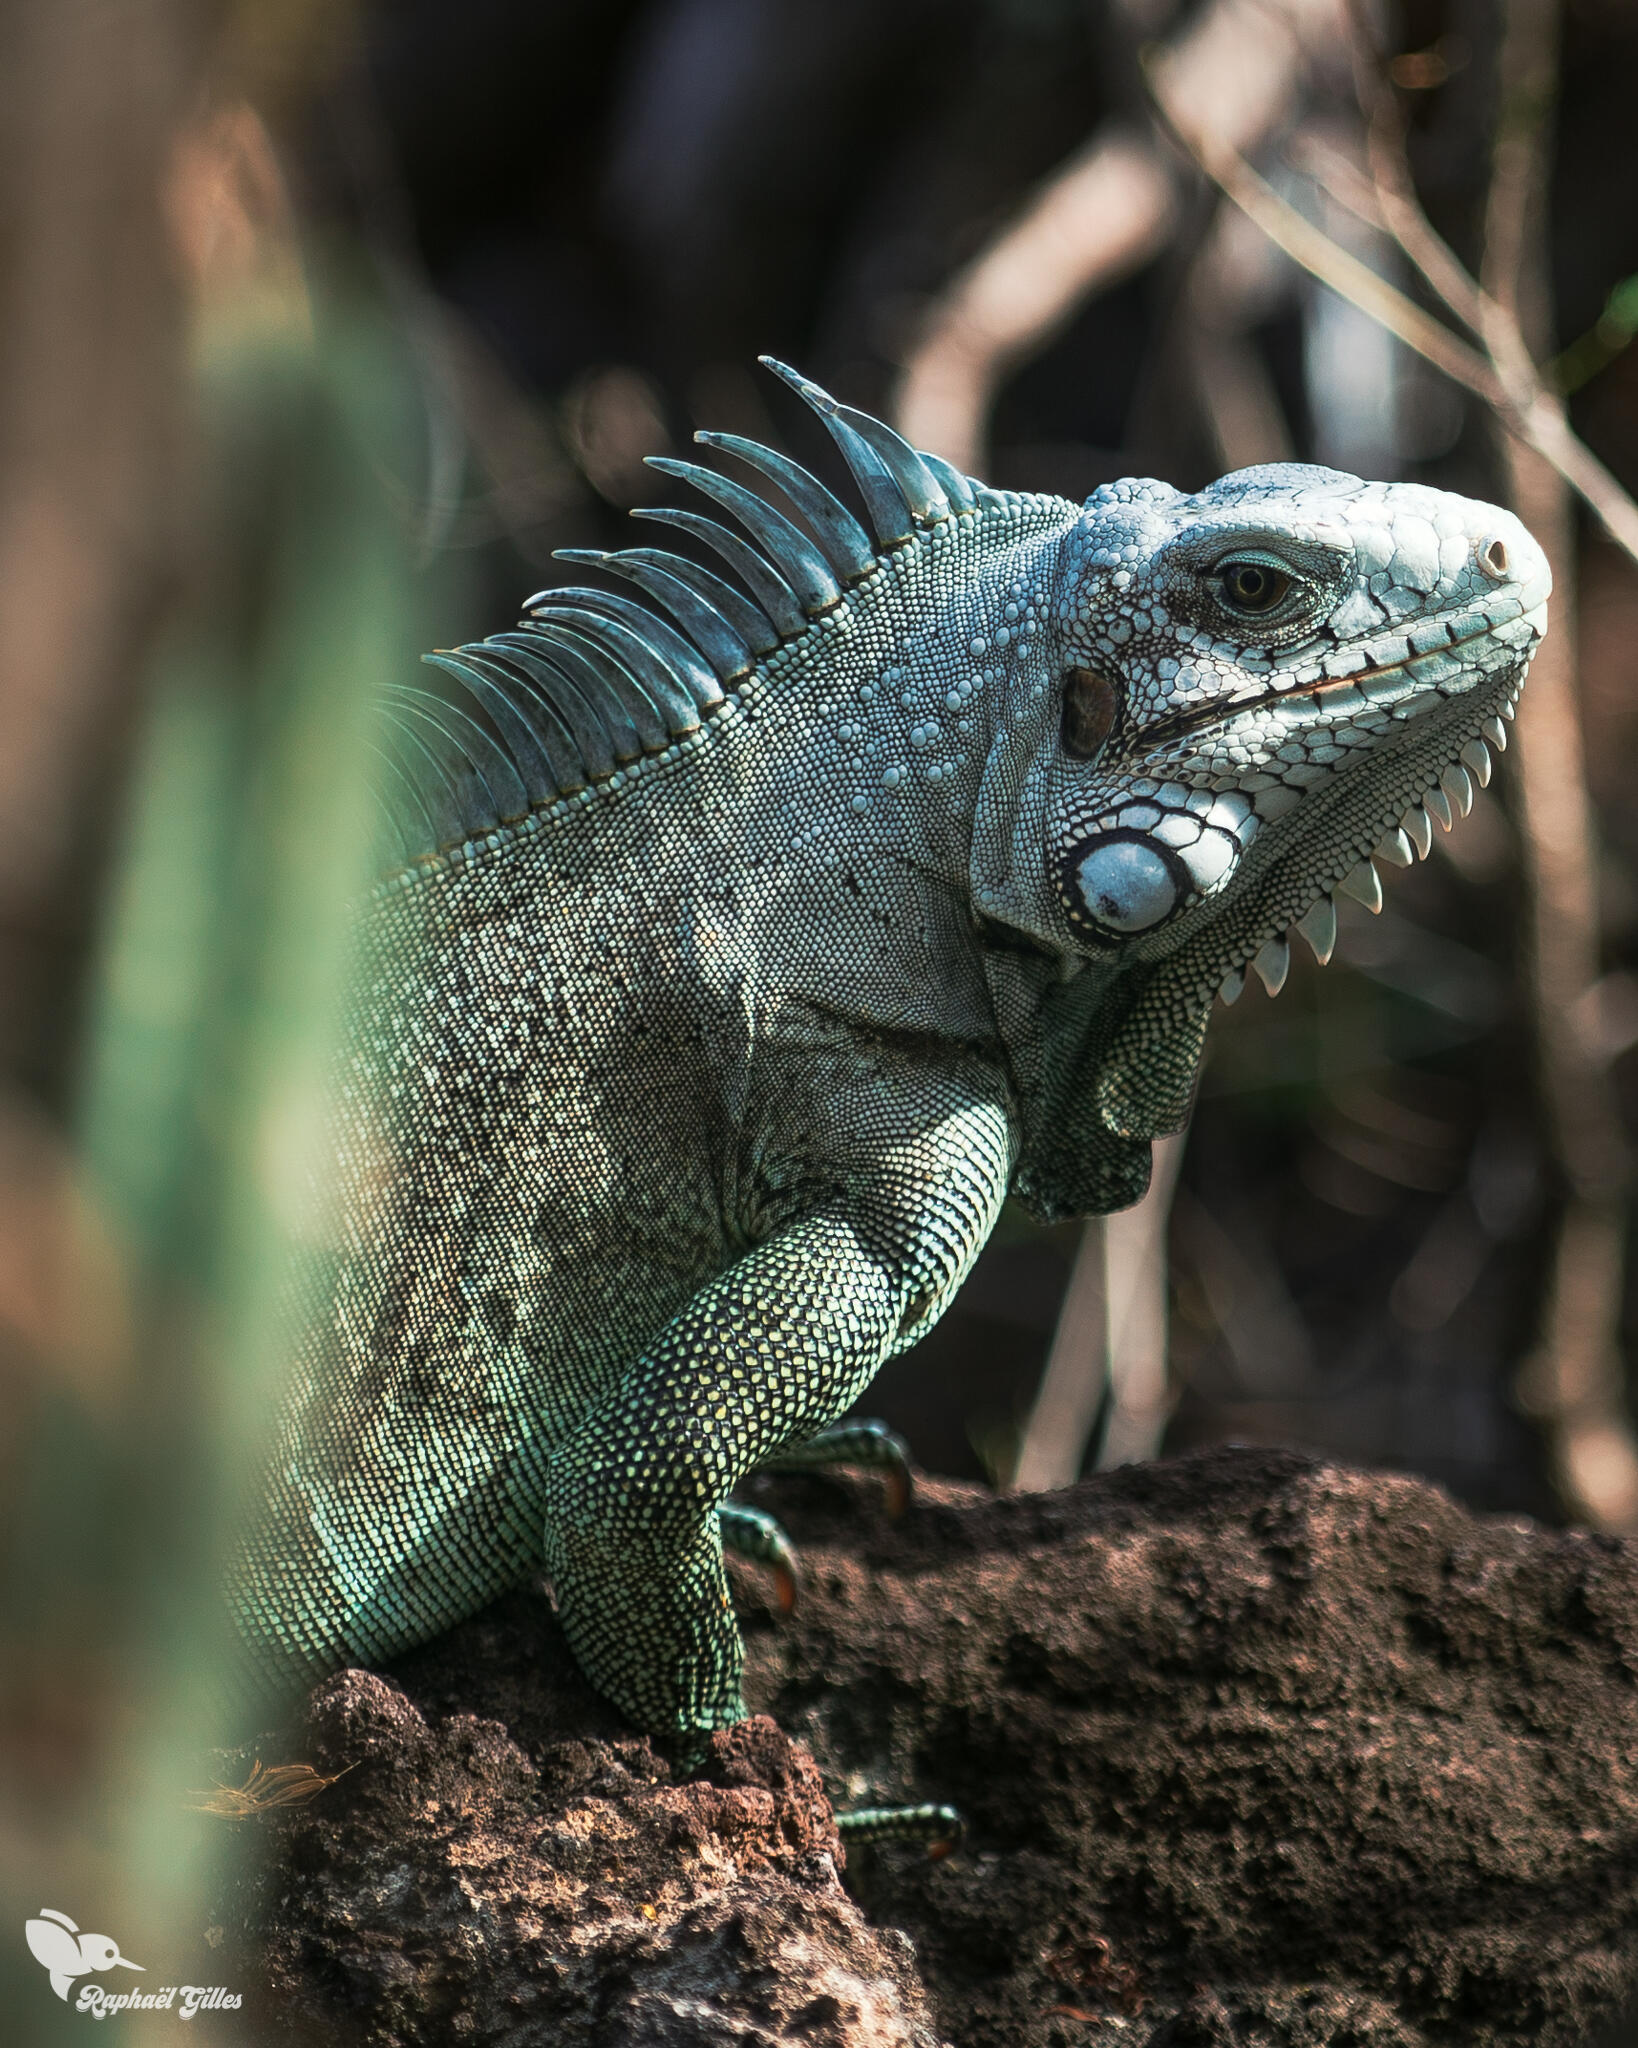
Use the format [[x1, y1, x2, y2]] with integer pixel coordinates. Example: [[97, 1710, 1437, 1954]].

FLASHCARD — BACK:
[[227, 368, 1548, 1742]]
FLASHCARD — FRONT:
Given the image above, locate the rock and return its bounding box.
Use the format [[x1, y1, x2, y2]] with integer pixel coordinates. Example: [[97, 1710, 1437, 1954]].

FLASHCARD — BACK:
[[218, 1614, 938, 2046], [744, 1445, 1638, 2046], [214, 1446, 1638, 2045]]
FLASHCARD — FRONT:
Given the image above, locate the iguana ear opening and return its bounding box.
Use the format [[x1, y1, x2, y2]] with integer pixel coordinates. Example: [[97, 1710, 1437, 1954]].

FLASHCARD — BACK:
[[1008, 964, 1208, 1223]]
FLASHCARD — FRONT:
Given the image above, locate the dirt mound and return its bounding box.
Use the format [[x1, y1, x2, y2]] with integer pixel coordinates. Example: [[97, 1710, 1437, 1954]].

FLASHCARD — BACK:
[[214, 1446, 1638, 2045]]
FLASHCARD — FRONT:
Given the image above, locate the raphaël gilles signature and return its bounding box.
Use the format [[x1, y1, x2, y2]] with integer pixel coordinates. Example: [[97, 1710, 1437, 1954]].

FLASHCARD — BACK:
[[24, 1909, 242, 2019]]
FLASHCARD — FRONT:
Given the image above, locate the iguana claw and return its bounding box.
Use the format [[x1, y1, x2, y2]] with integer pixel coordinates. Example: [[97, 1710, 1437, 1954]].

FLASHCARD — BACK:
[[759, 1417, 914, 1518], [836, 1801, 965, 1859], [717, 1501, 800, 1615]]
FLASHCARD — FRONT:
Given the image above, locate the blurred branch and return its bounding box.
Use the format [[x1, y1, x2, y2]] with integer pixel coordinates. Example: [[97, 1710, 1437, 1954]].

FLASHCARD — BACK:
[[0, 9, 217, 2021], [1144, 45, 1638, 569], [1012, 1217, 1107, 1491], [1174, 1186, 1316, 1397], [1179, 207, 1298, 471], [894, 0, 1346, 472], [0, 3, 206, 1108], [1549, 274, 1638, 396], [1159, 109, 1499, 387], [1098, 1132, 1191, 1469], [1013, 1132, 1189, 1489], [1477, 0, 1638, 1530], [1156, 0, 1638, 1527], [894, 126, 1177, 473]]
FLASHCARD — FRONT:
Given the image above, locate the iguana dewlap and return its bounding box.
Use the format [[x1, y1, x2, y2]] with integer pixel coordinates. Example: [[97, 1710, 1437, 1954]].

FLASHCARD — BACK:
[[227, 360, 1548, 1741]]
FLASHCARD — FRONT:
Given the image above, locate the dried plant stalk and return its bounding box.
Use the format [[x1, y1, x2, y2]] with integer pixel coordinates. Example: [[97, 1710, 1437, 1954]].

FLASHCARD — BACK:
[[1012, 1219, 1108, 1490], [1481, 0, 1638, 1529], [1144, 51, 1638, 569], [189, 1760, 353, 1817], [1014, 1134, 1188, 1488]]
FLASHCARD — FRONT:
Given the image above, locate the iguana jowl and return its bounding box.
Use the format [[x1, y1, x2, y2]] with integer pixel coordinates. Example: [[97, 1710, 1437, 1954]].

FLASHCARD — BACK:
[[229, 359, 1549, 1742]]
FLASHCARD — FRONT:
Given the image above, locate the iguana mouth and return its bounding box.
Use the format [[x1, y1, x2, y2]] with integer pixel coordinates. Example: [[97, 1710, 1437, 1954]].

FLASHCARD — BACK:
[[1176, 656, 1531, 1008], [1133, 600, 1537, 756], [1055, 592, 1543, 963]]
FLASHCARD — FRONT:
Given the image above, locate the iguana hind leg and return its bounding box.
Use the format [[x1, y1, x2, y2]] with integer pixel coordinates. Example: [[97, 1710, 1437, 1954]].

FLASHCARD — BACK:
[[718, 1500, 800, 1614], [723, 1419, 911, 1617], [837, 1803, 965, 1859]]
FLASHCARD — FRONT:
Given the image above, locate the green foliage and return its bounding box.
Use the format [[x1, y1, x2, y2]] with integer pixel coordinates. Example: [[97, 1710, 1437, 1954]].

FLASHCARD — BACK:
[[1, 280, 445, 2030]]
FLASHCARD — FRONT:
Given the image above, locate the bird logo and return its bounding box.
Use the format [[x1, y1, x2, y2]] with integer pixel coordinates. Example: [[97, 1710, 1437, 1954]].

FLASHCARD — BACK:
[[24, 1909, 145, 2002]]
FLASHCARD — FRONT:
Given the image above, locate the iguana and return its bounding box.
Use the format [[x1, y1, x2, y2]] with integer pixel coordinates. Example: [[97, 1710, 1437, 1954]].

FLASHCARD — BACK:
[[227, 358, 1548, 1759]]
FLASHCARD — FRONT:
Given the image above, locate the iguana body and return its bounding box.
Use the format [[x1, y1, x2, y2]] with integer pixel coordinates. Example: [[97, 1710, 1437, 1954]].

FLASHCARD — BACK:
[[229, 362, 1548, 1741]]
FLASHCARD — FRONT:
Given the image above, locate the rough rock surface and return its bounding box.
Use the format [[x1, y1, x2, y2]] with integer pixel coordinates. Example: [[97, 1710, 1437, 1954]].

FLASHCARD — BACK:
[[222, 1652, 935, 2046], [214, 1447, 1638, 2045]]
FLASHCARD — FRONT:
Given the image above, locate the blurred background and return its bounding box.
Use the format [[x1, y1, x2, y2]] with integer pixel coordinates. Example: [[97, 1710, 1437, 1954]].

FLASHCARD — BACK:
[[2, 0, 1637, 2031]]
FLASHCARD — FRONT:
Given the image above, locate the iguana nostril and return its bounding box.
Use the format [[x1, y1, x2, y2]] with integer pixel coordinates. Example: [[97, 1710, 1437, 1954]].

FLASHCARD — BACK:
[[1480, 537, 1511, 579], [1074, 836, 1181, 932]]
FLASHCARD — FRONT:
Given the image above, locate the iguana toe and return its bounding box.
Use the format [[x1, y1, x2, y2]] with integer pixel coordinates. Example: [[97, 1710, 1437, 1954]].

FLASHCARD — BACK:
[[836, 1802, 965, 1859], [718, 1501, 800, 1616], [760, 1417, 915, 1518]]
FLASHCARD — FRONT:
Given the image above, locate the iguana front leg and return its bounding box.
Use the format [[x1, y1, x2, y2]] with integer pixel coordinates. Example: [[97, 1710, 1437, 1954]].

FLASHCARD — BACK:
[[543, 1094, 1013, 1739]]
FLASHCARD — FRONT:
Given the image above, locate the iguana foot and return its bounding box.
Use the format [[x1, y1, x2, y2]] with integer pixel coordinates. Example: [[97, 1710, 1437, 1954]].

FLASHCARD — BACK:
[[759, 1417, 914, 1517], [837, 1801, 965, 1859], [717, 1500, 800, 1615]]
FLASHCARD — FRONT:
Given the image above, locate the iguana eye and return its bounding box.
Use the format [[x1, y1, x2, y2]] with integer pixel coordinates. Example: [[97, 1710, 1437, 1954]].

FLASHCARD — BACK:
[[1216, 558, 1293, 614], [1062, 666, 1120, 759]]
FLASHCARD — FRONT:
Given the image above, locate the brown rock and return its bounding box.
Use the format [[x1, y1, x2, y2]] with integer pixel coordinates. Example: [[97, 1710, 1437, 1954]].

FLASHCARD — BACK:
[[214, 1446, 1638, 2046], [218, 1615, 938, 2045], [744, 1445, 1638, 2045]]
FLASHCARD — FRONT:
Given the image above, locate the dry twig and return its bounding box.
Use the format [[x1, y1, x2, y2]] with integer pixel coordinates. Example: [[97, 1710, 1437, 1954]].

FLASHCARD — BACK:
[[1143, 47, 1638, 568], [189, 1759, 354, 1817]]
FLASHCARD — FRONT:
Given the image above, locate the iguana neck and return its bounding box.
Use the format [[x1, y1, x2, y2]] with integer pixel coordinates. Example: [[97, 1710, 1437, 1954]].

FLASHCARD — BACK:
[[715, 503, 1072, 917]]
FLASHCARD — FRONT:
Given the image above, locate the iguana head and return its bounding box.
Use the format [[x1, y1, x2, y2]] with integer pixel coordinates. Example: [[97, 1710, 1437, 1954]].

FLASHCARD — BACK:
[[968, 460, 1546, 1180], [1042, 464, 1546, 993]]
